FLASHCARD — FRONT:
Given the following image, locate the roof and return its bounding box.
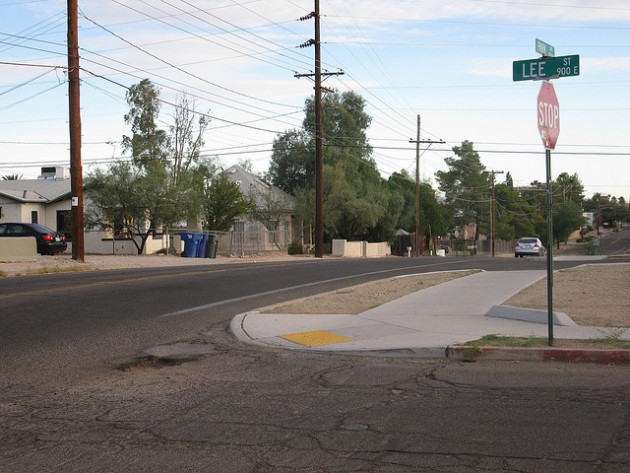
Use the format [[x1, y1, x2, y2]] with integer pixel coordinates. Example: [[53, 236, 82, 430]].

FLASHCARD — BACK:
[[224, 165, 296, 211], [0, 178, 71, 203]]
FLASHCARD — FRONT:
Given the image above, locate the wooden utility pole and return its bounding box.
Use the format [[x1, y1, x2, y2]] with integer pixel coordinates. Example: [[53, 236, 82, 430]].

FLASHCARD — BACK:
[[414, 115, 421, 257], [489, 170, 504, 257], [409, 115, 444, 256], [313, 0, 324, 258], [295, 1, 343, 258], [67, 0, 84, 262]]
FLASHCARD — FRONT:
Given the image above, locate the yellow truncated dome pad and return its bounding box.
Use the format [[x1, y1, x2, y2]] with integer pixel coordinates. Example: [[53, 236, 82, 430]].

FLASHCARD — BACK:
[[280, 330, 353, 347]]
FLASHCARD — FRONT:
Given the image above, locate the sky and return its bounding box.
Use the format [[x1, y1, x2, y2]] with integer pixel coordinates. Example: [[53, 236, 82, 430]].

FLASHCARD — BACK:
[[1, 0, 629, 200]]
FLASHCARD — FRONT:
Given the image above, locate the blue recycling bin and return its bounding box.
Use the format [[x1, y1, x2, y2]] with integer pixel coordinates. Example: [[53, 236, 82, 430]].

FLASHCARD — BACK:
[[197, 233, 209, 258], [180, 232, 202, 258]]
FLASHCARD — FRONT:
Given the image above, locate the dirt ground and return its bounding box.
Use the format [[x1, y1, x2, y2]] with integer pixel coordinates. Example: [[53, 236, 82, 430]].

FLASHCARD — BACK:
[[1, 254, 629, 329], [504, 263, 630, 328], [262, 270, 478, 315]]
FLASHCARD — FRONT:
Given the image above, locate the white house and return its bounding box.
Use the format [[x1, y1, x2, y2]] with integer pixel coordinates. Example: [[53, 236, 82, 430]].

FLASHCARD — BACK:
[[0, 168, 72, 241]]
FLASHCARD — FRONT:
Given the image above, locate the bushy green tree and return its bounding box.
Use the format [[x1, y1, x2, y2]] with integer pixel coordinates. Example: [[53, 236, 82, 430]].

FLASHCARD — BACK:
[[436, 141, 490, 240], [269, 91, 397, 244], [553, 202, 585, 248], [203, 172, 252, 232], [494, 183, 540, 240], [267, 129, 312, 195], [85, 161, 189, 254]]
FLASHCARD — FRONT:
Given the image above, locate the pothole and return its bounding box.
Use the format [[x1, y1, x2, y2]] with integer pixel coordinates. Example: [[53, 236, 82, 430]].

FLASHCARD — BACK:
[[339, 423, 370, 431], [116, 356, 199, 371], [144, 342, 217, 359], [116, 343, 217, 371]]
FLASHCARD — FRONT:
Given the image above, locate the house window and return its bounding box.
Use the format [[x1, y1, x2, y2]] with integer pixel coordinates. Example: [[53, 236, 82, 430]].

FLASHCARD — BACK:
[[31, 211, 38, 224], [57, 210, 72, 241]]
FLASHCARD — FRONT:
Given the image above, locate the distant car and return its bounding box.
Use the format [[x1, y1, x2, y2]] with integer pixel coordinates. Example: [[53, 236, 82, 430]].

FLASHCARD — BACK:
[[0, 222, 68, 255], [514, 237, 545, 258]]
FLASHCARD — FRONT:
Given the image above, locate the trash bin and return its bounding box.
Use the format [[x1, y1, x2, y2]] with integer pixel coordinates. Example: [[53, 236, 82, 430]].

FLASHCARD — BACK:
[[206, 233, 218, 258], [197, 233, 209, 258], [180, 232, 206, 257], [180, 232, 198, 257]]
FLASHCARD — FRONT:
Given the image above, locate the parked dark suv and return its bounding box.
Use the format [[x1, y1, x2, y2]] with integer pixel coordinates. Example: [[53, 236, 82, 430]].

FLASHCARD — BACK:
[[0, 222, 67, 255]]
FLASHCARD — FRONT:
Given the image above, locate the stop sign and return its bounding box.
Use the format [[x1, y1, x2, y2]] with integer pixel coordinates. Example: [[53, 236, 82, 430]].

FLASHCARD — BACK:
[[537, 81, 559, 150]]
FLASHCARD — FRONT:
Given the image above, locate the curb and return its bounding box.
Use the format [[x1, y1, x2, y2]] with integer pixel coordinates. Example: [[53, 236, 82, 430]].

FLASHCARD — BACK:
[[447, 346, 630, 364]]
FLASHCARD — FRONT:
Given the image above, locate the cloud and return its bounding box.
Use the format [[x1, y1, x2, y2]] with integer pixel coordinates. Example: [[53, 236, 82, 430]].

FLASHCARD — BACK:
[[585, 56, 630, 72]]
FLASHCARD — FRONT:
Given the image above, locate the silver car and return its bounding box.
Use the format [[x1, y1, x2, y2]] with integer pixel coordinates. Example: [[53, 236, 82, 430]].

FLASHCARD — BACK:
[[514, 237, 545, 257]]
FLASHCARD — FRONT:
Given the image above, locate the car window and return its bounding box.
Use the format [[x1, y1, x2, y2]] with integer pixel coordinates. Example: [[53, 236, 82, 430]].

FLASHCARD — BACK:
[[5, 224, 27, 236], [30, 223, 51, 234], [519, 238, 537, 243]]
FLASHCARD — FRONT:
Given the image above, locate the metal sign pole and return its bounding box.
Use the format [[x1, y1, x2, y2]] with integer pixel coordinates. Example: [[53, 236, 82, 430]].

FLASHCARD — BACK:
[[545, 148, 554, 345]]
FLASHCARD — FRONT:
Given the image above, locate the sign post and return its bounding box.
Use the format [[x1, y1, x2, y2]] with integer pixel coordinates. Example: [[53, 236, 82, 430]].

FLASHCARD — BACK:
[[514, 40, 578, 345], [537, 80, 559, 346]]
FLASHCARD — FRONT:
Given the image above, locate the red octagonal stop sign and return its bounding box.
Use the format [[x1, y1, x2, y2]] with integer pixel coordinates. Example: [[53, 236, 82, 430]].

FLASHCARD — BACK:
[[537, 81, 560, 150]]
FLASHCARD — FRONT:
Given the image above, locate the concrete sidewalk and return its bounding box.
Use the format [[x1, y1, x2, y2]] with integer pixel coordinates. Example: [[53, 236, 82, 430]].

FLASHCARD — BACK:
[[230, 270, 630, 361]]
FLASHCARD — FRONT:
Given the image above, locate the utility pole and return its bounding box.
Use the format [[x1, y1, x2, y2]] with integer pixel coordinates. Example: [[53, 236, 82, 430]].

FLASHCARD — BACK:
[[409, 115, 444, 256], [67, 0, 84, 262], [489, 170, 504, 257], [295, 1, 343, 258]]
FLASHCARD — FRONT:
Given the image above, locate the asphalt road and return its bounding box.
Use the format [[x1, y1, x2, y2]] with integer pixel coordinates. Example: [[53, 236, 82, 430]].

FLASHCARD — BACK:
[[1, 256, 629, 472], [601, 225, 630, 255], [0, 256, 579, 386]]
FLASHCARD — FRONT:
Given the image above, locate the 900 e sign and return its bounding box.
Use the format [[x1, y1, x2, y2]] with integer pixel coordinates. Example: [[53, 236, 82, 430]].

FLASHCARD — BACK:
[[513, 54, 580, 82]]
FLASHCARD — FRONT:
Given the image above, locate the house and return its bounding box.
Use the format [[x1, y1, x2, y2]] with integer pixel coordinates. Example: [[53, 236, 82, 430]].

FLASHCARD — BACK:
[[0, 168, 72, 243], [219, 165, 299, 255], [1, 165, 300, 256]]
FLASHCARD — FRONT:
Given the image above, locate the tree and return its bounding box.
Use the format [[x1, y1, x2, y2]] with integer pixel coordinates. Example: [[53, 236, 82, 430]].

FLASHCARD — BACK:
[[169, 94, 209, 183], [268, 91, 374, 195], [269, 91, 391, 244], [203, 171, 252, 232], [122, 79, 169, 167], [554, 172, 584, 205], [267, 129, 312, 195], [2, 174, 22, 180], [86, 80, 215, 254], [493, 183, 540, 240], [436, 141, 490, 241], [386, 170, 446, 246], [322, 162, 384, 240], [85, 161, 189, 254], [553, 202, 585, 248]]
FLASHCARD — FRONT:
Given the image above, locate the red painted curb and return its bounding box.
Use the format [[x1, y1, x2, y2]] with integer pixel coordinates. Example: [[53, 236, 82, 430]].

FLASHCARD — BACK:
[[447, 346, 630, 364]]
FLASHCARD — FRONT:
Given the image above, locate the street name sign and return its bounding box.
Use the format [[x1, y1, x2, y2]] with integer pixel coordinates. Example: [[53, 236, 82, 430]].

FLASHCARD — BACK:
[[513, 54, 579, 81], [535, 38, 555, 57], [537, 81, 559, 150]]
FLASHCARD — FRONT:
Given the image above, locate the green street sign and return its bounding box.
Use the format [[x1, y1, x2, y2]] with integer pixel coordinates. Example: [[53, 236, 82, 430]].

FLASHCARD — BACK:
[[535, 38, 555, 57], [513, 54, 580, 82]]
